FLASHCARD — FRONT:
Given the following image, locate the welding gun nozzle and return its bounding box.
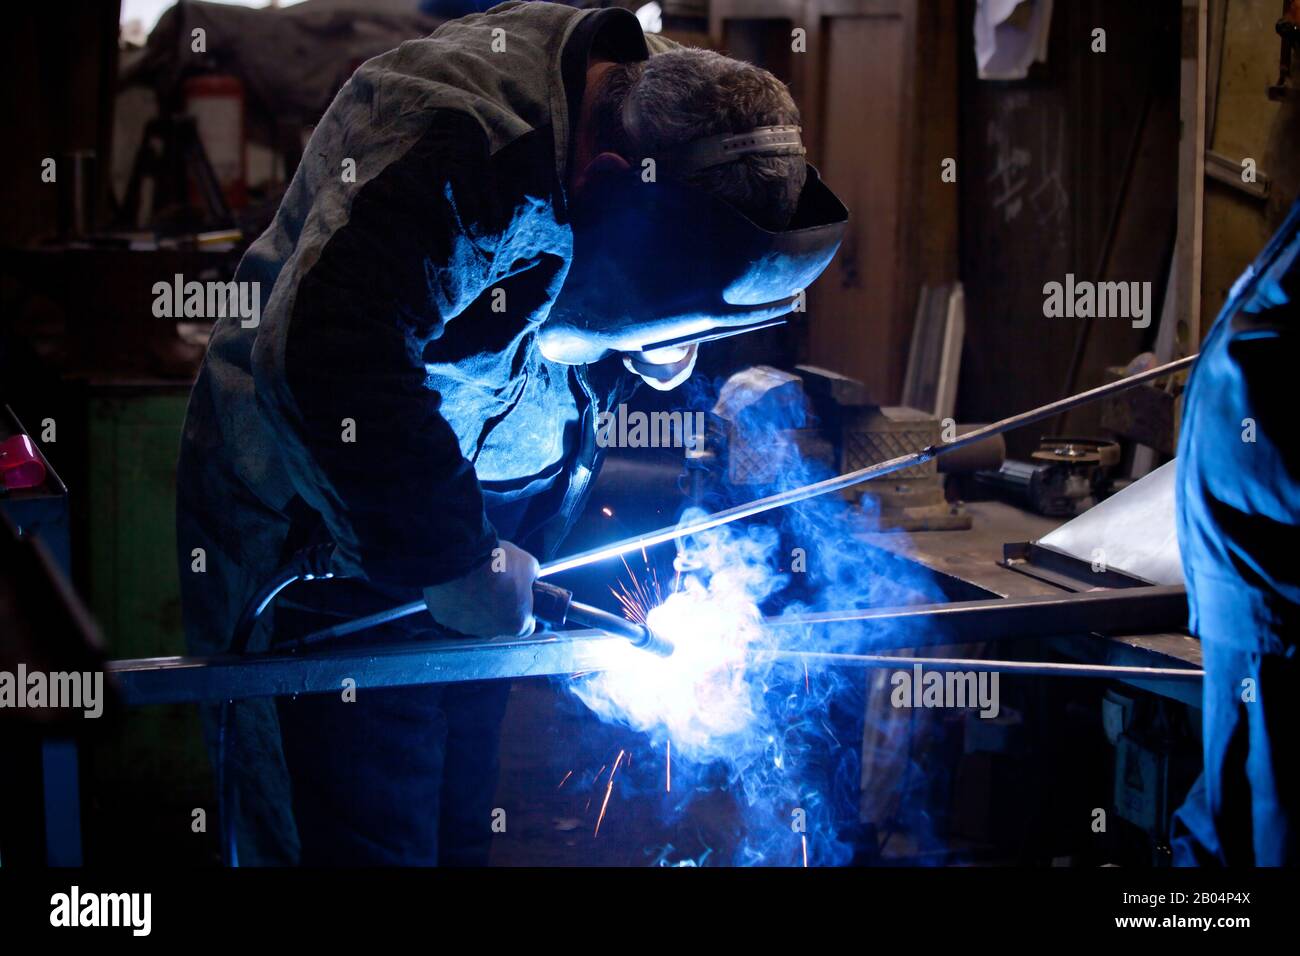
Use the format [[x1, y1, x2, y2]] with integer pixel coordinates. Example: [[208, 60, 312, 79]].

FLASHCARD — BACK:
[[533, 583, 674, 656], [627, 624, 675, 658]]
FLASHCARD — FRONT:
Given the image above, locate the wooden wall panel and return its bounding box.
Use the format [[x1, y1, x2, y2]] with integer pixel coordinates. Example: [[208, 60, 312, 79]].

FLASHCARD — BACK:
[[808, 13, 908, 399]]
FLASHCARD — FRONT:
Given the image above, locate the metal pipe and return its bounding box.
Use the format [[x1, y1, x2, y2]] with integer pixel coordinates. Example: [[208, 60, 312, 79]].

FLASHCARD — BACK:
[[308, 355, 1198, 643]]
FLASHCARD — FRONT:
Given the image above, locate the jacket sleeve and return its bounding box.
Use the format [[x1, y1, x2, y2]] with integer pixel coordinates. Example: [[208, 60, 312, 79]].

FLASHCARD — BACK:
[[255, 110, 524, 588]]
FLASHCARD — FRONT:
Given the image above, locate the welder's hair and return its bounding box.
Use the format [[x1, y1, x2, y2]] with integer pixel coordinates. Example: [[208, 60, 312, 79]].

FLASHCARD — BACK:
[[592, 49, 807, 231]]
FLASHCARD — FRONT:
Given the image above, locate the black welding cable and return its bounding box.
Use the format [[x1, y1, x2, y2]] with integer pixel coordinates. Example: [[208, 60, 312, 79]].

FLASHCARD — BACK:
[[219, 544, 341, 866]]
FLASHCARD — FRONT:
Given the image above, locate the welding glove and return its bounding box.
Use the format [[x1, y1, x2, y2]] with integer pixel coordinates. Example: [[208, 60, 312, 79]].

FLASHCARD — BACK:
[[422, 540, 539, 638], [623, 344, 698, 391]]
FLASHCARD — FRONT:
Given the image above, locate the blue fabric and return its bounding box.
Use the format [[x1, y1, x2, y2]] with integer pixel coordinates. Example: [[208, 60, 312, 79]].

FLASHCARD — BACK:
[[1171, 643, 1298, 866], [1175, 202, 1300, 654], [1171, 201, 1299, 865]]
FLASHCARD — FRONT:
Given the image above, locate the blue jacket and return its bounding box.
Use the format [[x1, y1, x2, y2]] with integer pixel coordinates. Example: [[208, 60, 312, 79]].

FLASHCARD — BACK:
[[1177, 201, 1299, 653]]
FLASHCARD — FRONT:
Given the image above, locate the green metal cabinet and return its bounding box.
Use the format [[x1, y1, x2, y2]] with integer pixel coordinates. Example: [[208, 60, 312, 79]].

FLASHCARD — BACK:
[[85, 384, 216, 863]]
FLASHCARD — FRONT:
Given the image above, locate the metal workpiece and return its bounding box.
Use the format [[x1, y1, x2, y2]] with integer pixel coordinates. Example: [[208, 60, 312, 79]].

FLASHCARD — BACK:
[[108, 585, 1192, 707], [107, 629, 631, 707], [775, 651, 1202, 681], [765, 585, 1189, 650]]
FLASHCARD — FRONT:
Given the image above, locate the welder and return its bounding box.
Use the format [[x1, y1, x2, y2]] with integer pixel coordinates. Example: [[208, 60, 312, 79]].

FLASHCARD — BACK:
[[176, 1, 845, 864], [1171, 200, 1299, 866]]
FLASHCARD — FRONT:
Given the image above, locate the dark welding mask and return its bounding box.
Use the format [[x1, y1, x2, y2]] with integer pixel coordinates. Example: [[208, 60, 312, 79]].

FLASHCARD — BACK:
[[538, 125, 849, 365]]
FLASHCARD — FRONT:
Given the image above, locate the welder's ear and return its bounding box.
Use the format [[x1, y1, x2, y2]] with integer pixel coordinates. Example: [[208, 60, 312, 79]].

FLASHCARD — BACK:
[[573, 152, 632, 198]]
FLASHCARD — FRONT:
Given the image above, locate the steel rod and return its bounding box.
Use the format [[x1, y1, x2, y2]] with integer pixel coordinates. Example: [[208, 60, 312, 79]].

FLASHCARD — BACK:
[[309, 354, 1197, 643], [773, 651, 1202, 680]]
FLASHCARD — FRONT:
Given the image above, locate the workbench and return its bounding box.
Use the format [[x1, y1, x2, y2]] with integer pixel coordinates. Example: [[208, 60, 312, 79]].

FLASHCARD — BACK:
[[860, 500, 1202, 707]]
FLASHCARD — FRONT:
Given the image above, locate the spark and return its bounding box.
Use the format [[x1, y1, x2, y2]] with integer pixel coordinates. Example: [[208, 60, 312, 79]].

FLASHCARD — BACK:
[[802, 835, 808, 867], [666, 739, 671, 793], [804, 658, 810, 694], [594, 749, 625, 837], [557, 770, 573, 790], [601, 506, 614, 517], [611, 553, 667, 625]]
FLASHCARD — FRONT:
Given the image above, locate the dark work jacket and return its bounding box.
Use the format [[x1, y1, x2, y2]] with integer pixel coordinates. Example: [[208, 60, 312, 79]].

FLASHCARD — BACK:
[[174, 2, 667, 863], [178, 1, 675, 640], [1176, 200, 1299, 653]]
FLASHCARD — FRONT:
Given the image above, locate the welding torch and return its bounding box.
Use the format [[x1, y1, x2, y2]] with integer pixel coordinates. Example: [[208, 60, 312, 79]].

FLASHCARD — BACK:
[[303, 353, 1198, 648], [530, 581, 674, 656]]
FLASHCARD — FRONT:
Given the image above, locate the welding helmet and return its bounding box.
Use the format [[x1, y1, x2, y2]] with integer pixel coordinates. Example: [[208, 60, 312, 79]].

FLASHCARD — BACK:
[[538, 126, 849, 365]]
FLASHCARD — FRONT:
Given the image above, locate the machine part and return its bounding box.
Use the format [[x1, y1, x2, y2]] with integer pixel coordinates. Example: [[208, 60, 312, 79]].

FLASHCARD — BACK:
[[311, 355, 1198, 642], [537, 164, 847, 364], [977, 437, 1120, 517], [108, 586, 1192, 707], [842, 405, 937, 481], [709, 365, 828, 486], [282, 577, 672, 657], [842, 405, 970, 532], [1030, 436, 1121, 468], [795, 364, 874, 408], [531, 581, 673, 657], [559, 599, 674, 657]]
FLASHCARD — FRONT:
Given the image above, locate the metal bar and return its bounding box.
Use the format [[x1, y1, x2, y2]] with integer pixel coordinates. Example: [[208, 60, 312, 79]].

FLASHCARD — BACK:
[[312, 355, 1199, 643], [109, 587, 1190, 706], [108, 629, 626, 707], [766, 585, 1187, 648], [775, 651, 1202, 681]]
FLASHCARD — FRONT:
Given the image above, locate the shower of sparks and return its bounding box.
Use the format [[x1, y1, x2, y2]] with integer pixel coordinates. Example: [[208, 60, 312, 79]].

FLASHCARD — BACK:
[[594, 749, 626, 837], [612, 554, 664, 625], [610, 550, 684, 627], [557, 770, 573, 790]]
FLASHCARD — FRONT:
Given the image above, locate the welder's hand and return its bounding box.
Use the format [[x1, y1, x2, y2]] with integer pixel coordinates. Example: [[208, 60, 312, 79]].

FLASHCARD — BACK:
[[623, 344, 698, 391], [422, 541, 539, 638]]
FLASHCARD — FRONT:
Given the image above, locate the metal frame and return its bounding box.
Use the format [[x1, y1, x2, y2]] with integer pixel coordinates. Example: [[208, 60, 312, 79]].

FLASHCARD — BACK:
[[1002, 539, 1159, 592]]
